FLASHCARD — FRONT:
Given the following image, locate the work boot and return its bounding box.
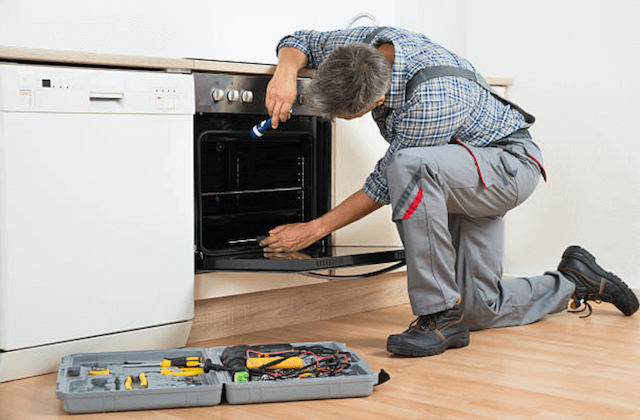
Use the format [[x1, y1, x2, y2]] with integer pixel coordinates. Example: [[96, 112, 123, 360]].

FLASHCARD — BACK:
[[386, 301, 469, 357], [558, 245, 639, 316]]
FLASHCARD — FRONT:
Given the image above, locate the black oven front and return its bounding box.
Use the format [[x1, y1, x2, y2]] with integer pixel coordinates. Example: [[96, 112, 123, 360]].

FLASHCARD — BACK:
[[194, 72, 404, 273]]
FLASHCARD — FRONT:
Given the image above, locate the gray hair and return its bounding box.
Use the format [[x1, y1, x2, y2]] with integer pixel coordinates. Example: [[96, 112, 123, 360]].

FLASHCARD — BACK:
[[307, 43, 392, 119]]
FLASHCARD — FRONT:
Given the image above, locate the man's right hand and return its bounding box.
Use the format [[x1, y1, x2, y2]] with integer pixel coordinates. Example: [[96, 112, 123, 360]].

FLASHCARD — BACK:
[[265, 47, 308, 129]]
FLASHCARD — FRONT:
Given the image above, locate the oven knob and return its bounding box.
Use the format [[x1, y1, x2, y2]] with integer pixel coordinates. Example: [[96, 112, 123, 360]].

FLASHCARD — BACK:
[[227, 89, 240, 102], [241, 90, 254, 103], [211, 89, 225, 102]]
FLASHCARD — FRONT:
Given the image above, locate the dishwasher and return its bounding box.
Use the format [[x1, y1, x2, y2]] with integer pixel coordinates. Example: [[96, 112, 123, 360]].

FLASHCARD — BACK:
[[0, 63, 195, 382]]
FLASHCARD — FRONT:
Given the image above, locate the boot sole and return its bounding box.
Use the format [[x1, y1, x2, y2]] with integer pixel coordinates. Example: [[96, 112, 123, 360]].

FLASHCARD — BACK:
[[387, 332, 470, 357], [562, 246, 639, 316]]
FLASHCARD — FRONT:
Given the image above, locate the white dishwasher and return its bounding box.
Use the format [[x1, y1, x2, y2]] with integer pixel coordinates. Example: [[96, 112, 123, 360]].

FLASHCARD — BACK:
[[0, 63, 195, 381]]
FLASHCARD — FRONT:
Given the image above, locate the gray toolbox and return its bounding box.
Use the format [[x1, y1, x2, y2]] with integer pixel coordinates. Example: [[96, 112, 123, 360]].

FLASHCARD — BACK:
[[55, 347, 226, 414], [56, 341, 384, 413]]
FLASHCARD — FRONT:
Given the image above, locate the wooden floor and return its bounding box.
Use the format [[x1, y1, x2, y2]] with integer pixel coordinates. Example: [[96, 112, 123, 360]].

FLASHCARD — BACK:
[[2, 302, 640, 420]]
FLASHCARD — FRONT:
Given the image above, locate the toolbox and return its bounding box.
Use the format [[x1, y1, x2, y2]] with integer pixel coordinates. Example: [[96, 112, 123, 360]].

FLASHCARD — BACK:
[[56, 341, 384, 413]]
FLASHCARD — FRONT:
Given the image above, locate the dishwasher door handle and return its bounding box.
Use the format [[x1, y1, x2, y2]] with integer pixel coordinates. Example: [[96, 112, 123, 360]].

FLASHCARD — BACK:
[[89, 92, 124, 100]]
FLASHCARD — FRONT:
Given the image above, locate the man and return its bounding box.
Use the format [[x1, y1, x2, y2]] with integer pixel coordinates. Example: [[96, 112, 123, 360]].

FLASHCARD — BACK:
[[260, 26, 639, 357]]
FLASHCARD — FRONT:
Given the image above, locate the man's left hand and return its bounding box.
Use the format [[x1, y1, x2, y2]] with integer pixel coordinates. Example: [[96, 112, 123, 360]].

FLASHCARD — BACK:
[[260, 222, 320, 253]]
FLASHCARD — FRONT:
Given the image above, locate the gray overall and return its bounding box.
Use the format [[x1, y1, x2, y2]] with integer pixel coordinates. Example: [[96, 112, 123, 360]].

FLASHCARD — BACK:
[[385, 66, 575, 331]]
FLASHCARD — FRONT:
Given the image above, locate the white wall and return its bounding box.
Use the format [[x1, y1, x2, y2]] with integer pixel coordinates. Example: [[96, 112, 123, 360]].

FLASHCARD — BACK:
[[0, 0, 394, 64], [462, 0, 640, 287], [394, 0, 468, 56]]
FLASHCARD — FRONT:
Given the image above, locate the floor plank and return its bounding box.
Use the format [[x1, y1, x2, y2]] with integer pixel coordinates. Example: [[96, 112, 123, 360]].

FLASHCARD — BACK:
[[1, 302, 639, 420]]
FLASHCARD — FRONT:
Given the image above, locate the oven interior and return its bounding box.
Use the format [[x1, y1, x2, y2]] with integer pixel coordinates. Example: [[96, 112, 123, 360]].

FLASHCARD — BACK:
[[195, 113, 331, 259]]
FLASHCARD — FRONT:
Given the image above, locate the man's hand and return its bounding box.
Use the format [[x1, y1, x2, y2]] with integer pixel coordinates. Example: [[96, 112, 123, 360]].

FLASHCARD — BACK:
[[260, 189, 384, 254], [265, 68, 297, 129], [266, 47, 308, 129], [260, 222, 321, 253]]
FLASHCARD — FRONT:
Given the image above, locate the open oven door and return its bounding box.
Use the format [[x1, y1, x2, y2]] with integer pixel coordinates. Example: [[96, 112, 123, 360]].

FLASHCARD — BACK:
[[196, 243, 405, 274]]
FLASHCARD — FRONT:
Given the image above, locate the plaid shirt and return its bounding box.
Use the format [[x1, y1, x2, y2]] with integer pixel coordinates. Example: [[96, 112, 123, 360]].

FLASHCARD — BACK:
[[277, 27, 531, 204]]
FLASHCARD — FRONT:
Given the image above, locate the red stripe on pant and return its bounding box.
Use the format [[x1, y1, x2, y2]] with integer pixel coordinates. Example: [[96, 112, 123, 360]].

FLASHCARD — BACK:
[[455, 139, 487, 188], [402, 187, 423, 220]]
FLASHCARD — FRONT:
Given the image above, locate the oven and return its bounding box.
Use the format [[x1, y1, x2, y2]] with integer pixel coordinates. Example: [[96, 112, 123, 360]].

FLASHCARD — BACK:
[[194, 72, 404, 273]]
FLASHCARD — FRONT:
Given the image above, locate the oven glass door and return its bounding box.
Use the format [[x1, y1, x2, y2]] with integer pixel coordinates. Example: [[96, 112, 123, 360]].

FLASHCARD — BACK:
[[197, 244, 405, 272]]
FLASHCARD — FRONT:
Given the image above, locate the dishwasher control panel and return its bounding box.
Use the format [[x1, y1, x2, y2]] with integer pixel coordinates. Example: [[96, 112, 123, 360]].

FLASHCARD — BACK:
[[0, 63, 194, 114]]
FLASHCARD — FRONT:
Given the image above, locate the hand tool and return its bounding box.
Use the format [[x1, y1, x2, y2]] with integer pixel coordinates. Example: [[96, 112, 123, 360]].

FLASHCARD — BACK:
[[139, 373, 148, 388], [124, 375, 133, 390], [158, 367, 205, 377], [88, 367, 110, 375], [246, 356, 304, 370], [124, 373, 149, 390], [123, 356, 203, 369]]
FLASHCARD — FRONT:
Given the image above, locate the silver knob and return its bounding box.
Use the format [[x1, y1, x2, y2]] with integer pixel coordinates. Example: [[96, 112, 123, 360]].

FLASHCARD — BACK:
[[227, 89, 240, 102], [211, 89, 224, 102], [241, 90, 254, 103]]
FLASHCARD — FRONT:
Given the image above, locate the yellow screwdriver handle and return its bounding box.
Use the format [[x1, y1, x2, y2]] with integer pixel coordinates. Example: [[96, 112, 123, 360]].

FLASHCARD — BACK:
[[88, 368, 110, 375], [159, 356, 202, 368]]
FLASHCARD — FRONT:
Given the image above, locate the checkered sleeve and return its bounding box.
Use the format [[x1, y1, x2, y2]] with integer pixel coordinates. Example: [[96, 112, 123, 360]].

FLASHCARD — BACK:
[[363, 97, 466, 204], [276, 28, 373, 68]]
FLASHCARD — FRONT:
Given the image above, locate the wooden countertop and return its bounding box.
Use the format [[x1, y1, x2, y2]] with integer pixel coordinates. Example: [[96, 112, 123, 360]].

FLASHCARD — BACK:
[[0, 45, 315, 77], [0, 45, 512, 86]]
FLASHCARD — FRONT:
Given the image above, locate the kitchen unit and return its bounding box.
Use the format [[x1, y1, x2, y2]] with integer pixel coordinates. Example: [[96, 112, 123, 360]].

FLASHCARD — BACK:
[[0, 63, 195, 382]]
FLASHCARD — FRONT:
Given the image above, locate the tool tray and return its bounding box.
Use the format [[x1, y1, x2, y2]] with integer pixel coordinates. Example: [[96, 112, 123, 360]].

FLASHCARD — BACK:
[[56, 341, 379, 413], [55, 347, 226, 414]]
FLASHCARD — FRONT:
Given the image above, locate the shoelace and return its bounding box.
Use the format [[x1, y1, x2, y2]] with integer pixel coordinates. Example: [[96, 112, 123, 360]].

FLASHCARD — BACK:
[[569, 295, 604, 318], [408, 315, 437, 331]]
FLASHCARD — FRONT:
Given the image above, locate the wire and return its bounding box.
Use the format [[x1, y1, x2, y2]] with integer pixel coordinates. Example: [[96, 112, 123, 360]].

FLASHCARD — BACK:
[[244, 346, 352, 380], [301, 261, 406, 280]]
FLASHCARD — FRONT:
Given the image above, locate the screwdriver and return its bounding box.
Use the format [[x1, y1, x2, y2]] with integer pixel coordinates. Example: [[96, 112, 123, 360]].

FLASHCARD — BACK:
[[124, 356, 203, 369], [88, 367, 110, 375], [158, 367, 205, 377]]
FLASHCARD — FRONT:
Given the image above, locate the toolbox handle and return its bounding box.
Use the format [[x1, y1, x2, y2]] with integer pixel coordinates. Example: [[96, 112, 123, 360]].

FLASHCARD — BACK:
[[376, 369, 391, 386]]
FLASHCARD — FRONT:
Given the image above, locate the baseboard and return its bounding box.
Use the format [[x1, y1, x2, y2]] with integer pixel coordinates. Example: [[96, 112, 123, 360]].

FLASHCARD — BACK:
[[187, 271, 409, 346]]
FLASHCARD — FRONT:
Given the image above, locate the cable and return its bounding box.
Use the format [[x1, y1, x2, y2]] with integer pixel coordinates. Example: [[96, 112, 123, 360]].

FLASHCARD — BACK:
[[344, 13, 378, 29], [301, 260, 406, 280], [242, 346, 353, 380]]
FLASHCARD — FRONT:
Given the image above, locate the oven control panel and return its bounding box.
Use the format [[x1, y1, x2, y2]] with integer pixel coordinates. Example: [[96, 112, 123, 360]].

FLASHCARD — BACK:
[[194, 73, 314, 116]]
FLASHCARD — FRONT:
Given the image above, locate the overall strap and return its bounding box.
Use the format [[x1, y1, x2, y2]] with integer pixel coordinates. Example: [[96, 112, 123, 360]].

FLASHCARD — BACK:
[[406, 65, 535, 124], [362, 26, 389, 45]]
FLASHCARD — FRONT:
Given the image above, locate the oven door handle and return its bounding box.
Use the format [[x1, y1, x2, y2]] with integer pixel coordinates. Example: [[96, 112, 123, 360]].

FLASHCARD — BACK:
[[197, 129, 315, 142], [301, 261, 406, 280]]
